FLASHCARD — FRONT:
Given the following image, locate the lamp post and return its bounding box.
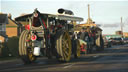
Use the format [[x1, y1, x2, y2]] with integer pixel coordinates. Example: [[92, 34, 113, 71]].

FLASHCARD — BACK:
[[121, 17, 123, 38]]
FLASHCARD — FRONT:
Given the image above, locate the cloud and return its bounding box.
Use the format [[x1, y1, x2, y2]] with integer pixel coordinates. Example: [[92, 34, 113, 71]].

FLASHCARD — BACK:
[[98, 21, 128, 28], [101, 23, 119, 28], [97, 22, 120, 28]]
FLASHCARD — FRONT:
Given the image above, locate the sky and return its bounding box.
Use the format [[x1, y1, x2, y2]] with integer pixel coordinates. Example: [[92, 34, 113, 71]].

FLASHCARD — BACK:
[[0, 0, 128, 34]]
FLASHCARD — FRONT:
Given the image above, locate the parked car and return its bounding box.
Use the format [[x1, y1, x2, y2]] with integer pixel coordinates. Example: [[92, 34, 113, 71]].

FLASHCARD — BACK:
[[111, 38, 124, 45], [123, 38, 128, 44], [103, 36, 112, 48]]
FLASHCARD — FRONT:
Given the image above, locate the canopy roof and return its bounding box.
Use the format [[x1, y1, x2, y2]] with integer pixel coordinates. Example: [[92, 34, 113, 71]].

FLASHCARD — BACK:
[[15, 13, 83, 22]]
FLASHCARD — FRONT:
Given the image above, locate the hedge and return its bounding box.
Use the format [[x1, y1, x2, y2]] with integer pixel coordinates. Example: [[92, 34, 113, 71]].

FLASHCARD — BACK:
[[0, 36, 19, 57]]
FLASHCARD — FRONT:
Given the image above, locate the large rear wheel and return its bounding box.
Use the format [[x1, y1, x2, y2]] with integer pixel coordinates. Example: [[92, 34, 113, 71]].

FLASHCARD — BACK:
[[19, 30, 36, 64], [56, 31, 72, 62]]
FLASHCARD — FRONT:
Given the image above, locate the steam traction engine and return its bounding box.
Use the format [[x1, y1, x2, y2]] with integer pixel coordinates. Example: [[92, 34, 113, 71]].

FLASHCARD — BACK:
[[15, 9, 83, 64]]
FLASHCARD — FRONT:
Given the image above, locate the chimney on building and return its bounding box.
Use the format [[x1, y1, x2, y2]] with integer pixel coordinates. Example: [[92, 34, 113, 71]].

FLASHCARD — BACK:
[[8, 13, 12, 19]]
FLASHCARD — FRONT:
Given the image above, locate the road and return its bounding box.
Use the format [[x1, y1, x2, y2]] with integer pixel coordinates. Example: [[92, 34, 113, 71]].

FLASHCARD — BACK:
[[0, 44, 128, 72]]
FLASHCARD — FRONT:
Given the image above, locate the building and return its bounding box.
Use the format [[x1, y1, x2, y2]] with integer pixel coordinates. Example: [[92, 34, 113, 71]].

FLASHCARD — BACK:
[[116, 31, 123, 35], [6, 16, 22, 37], [123, 32, 128, 38], [115, 31, 128, 38], [0, 13, 22, 42]]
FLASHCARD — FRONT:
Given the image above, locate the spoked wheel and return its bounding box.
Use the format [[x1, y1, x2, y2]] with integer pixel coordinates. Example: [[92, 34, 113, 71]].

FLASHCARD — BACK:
[[19, 30, 36, 64], [74, 39, 81, 58], [56, 31, 71, 62]]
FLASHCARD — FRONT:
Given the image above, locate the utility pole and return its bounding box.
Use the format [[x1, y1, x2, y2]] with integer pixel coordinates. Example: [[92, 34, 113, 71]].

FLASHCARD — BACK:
[[121, 17, 123, 38], [87, 4, 92, 24], [88, 4, 90, 20]]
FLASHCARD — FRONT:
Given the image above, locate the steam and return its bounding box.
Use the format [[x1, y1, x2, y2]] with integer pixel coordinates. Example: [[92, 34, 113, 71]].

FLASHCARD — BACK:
[[98, 21, 128, 28], [101, 23, 120, 28]]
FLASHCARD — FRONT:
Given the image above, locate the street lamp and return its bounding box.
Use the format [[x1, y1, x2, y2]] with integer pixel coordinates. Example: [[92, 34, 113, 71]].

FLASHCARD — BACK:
[[121, 17, 124, 38]]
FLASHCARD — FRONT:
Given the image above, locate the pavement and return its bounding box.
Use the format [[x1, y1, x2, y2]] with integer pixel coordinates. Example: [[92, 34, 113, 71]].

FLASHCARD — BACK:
[[0, 44, 128, 72]]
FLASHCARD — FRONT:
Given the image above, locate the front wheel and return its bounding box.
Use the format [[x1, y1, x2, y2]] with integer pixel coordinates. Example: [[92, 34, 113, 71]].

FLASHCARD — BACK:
[[19, 30, 36, 64]]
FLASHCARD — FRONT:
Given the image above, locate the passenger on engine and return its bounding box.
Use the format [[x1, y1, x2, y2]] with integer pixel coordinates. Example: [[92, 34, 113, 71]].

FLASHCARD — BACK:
[[80, 27, 90, 42]]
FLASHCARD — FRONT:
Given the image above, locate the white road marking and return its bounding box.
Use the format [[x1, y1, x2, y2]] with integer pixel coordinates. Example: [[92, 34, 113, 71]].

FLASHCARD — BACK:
[[93, 55, 99, 58], [37, 62, 46, 64], [15, 64, 24, 66], [63, 64, 74, 69]]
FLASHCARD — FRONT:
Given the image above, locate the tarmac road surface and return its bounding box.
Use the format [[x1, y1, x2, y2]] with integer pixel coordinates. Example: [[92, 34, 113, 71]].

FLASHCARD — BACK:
[[0, 44, 128, 72]]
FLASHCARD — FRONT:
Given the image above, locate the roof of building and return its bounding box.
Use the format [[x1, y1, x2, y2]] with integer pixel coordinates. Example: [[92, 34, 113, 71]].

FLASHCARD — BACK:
[[6, 17, 22, 27], [6, 18, 17, 27]]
